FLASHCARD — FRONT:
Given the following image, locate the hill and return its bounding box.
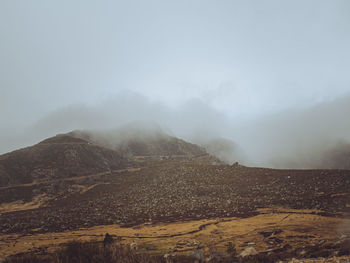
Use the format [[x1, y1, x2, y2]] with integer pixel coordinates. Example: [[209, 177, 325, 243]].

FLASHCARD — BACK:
[[2, 131, 350, 261], [1, 144, 350, 261], [0, 134, 130, 187], [69, 126, 213, 161]]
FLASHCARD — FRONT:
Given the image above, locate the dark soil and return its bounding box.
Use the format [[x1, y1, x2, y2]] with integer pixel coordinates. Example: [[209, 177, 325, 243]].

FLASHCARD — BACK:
[[1, 161, 350, 234]]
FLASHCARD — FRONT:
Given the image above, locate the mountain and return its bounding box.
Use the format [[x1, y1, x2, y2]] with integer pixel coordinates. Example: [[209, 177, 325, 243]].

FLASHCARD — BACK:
[[0, 126, 220, 188], [69, 126, 211, 160], [0, 134, 130, 187], [194, 137, 247, 164]]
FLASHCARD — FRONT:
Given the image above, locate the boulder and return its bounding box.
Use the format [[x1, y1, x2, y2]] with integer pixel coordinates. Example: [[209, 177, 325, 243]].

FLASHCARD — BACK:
[[130, 242, 138, 251], [240, 247, 258, 257]]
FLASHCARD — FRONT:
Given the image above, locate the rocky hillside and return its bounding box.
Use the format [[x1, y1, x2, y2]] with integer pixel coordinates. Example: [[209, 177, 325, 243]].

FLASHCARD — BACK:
[[1, 161, 350, 234], [0, 134, 131, 187], [69, 127, 210, 159]]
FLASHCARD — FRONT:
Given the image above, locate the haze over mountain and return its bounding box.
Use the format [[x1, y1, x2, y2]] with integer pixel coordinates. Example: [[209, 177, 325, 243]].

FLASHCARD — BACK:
[[68, 124, 208, 159], [239, 94, 350, 168], [0, 127, 220, 188], [2, 93, 350, 169], [191, 137, 247, 165], [1, 1, 350, 169], [2, 2, 350, 261]]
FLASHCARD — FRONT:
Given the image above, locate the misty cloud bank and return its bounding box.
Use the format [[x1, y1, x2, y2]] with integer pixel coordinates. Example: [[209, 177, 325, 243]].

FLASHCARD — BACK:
[[2, 91, 350, 169], [1, 1, 350, 169]]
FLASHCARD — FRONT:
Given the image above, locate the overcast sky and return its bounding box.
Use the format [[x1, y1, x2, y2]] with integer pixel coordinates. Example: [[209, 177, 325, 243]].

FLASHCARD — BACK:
[[1, 0, 350, 165]]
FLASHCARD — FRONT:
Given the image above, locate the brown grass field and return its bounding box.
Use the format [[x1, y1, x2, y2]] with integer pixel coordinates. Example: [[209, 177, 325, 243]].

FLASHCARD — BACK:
[[1, 207, 350, 260]]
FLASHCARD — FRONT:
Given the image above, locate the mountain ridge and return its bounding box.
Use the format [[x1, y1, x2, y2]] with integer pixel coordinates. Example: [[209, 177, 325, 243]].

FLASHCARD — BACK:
[[0, 129, 219, 188], [0, 133, 130, 187]]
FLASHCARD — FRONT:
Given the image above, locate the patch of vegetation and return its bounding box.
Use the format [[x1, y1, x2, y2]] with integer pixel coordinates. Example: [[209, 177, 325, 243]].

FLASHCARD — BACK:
[[226, 242, 238, 262], [4, 239, 350, 263], [4, 241, 164, 263]]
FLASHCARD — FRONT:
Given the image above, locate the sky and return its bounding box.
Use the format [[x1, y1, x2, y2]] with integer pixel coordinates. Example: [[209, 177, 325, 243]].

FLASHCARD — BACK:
[[1, 0, 350, 167]]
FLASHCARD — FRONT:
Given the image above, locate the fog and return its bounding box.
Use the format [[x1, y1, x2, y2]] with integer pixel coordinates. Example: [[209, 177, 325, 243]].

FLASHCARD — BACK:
[[1, 1, 350, 168], [2, 91, 350, 169], [236, 94, 350, 168]]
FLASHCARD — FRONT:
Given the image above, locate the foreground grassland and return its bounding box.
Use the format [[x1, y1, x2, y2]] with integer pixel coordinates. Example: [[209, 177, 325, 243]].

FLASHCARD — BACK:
[[1, 208, 350, 261]]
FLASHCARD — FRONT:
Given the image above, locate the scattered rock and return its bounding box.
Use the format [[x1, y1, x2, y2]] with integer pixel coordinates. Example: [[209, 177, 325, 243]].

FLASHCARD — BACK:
[[240, 247, 258, 257], [130, 242, 138, 251], [340, 234, 347, 240]]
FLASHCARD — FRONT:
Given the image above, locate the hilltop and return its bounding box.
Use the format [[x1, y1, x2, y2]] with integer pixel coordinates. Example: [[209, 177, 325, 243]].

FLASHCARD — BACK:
[[0, 134, 131, 187], [69, 126, 216, 162], [0, 130, 217, 205]]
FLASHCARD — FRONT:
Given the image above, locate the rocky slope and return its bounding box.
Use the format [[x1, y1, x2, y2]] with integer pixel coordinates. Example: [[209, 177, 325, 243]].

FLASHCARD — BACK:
[[69, 127, 213, 160], [1, 161, 350, 234], [0, 134, 131, 187]]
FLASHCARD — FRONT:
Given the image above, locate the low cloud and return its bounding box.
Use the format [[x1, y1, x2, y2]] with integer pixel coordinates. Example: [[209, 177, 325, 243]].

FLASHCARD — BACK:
[[1, 91, 350, 169]]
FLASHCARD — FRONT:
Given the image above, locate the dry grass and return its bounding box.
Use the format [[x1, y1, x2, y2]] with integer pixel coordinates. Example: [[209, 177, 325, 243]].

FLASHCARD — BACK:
[[0, 194, 49, 215], [3, 239, 350, 263], [1, 209, 349, 260], [3, 240, 165, 263]]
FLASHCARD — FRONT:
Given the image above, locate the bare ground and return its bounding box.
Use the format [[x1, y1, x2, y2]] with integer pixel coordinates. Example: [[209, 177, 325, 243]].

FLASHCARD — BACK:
[[1, 161, 350, 261]]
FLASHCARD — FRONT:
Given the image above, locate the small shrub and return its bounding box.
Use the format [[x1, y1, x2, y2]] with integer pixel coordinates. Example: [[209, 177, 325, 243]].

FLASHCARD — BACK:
[[103, 233, 114, 247], [226, 242, 238, 262]]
